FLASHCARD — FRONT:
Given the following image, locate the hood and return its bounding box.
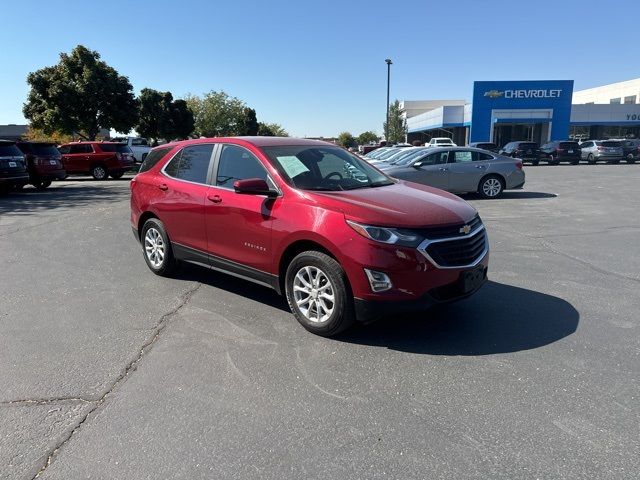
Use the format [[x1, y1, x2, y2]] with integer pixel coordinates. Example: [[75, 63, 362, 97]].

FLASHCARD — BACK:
[[305, 180, 477, 228]]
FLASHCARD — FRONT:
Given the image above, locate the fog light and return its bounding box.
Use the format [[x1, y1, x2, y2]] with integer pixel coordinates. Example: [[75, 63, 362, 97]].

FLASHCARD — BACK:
[[364, 269, 393, 292]]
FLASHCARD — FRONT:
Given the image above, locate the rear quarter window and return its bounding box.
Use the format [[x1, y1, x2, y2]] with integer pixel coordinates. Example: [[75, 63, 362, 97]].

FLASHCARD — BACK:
[[139, 147, 173, 173]]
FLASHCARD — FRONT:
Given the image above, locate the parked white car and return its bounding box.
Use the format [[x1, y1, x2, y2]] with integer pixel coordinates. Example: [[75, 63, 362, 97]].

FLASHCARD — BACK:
[[427, 137, 457, 147], [111, 137, 152, 163]]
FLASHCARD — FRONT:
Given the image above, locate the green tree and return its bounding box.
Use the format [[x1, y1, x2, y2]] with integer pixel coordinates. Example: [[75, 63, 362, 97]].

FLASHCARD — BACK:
[[239, 108, 259, 136], [383, 100, 407, 144], [186, 91, 247, 137], [257, 122, 288, 137], [136, 88, 173, 144], [23, 45, 138, 140], [357, 131, 380, 145], [168, 99, 195, 140], [337, 131, 355, 148]]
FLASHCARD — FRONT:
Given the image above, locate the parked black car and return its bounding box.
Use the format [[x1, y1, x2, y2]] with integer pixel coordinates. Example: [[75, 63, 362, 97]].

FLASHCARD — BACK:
[[499, 141, 541, 165], [16, 141, 66, 189], [0, 140, 29, 195], [469, 142, 499, 153], [539, 140, 581, 165], [620, 139, 639, 163]]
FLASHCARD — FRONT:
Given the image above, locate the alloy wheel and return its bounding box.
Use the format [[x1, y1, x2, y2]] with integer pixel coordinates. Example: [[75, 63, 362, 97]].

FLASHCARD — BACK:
[[144, 227, 165, 268], [482, 178, 502, 197], [293, 266, 335, 323]]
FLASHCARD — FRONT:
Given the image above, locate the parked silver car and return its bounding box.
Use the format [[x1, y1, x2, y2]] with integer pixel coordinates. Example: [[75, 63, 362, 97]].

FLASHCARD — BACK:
[[378, 147, 525, 198], [579, 140, 624, 164]]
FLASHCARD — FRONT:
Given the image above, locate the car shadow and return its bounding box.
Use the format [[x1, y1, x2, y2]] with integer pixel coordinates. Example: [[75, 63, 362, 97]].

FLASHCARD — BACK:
[[336, 281, 579, 355], [461, 191, 557, 200], [171, 263, 578, 356], [0, 183, 127, 216]]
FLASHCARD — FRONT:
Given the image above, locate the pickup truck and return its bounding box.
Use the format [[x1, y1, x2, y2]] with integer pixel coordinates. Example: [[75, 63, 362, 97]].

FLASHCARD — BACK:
[[111, 137, 152, 164], [427, 137, 457, 147]]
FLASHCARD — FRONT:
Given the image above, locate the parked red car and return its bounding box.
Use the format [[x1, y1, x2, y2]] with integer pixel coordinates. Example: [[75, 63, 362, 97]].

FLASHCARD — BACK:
[[16, 141, 66, 189], [130, 137, 489, 336], [58, 141, 135, 180]]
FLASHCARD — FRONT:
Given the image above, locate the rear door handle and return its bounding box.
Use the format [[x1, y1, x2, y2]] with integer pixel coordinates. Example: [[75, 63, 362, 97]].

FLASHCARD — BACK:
[[438, 167, 448, 171], [476, 165, 487, 169], [207, 194, 222, 203], [157, 183, 168, 191]]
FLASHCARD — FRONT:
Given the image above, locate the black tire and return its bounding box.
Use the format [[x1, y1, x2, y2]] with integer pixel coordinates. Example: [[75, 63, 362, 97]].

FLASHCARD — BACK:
[[587, 154, 596, 165], [477, 174, 504, 199], [627, 158, 636, 164], [110, 170, 125, 179], [571, 159, 579, 165], [548, 155, 558, 165], [531, 160, 539, 166], [34, 179, 52, 190], [91, 164, 108, 180], [285, 251, 355, 337], [140, 218, 176, 276]]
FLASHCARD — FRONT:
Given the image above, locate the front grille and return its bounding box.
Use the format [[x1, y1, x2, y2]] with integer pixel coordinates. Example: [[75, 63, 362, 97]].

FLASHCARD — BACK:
[[419, 226, 487, 268], [415, 215, 482, 240]]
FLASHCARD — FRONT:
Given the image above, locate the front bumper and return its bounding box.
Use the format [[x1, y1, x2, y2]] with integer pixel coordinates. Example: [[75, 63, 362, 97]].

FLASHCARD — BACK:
[[354, 266, 488, 323]]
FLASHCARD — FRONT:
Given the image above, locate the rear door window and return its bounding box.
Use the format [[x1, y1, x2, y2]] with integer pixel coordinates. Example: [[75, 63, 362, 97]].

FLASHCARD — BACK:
[[69, 144, 93, 154], [451, 150, 474, 163], [163, 144, 214, 184]]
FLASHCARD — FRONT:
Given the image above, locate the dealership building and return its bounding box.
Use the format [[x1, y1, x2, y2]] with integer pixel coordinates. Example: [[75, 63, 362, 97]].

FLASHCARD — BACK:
[[403, 78, 640, 146]]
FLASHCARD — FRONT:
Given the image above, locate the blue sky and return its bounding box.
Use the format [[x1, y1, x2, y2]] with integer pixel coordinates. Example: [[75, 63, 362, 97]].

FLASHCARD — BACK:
[[0, 0, 637, 137]]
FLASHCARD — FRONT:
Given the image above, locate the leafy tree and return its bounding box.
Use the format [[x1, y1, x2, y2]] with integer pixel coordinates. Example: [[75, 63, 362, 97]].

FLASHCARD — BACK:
[[25, 127, 73, 144], [169, 99, 195, 140], [136, 89, 194, 143], [186, 91, 247, 137], [337, 132, 355, 148], [383, 100, 407, 144], [23, 45, 138, 140], [357, 131, 380, 145], [257, 122, 288, 137], [239, 108, 259, 136]]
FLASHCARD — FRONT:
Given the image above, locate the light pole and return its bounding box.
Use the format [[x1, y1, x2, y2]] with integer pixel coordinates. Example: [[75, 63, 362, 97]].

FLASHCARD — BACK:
[[385, 58, 392, 141]]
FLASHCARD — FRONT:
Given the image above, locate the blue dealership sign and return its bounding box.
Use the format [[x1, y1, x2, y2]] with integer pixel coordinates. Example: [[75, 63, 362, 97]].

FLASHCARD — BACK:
[[470, 80, 574, 143]]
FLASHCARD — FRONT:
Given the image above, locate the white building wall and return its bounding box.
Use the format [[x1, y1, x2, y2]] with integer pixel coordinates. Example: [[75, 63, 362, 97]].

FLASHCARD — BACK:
[[572, 78, 640, 105]]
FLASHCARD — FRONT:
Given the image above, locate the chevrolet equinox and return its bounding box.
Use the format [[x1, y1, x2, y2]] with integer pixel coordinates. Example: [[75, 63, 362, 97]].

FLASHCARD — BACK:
[[130, 137, 489, 336]]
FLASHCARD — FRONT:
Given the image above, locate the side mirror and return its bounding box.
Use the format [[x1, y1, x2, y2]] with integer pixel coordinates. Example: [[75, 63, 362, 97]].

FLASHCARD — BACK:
[[233, 178, 278, 198]]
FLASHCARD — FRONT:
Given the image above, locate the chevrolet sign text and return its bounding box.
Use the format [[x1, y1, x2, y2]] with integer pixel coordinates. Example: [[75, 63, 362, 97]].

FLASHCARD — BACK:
[[504, 89, 562, 99]]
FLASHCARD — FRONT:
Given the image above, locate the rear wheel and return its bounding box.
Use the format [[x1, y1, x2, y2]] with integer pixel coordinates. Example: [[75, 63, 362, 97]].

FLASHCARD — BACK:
[[285, 251, 355, 337], [33, 178, 52, 190], [587, 154, 596, 165], [478, 175, 504, 199], [141, 218, 176, 276], [548, 154, 559, 165], [627, 157, 636, 164], [91, 164, 108, 180]]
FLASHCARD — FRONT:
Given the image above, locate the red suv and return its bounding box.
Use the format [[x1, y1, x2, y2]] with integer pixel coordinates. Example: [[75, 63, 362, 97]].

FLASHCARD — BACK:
[[130, 137, 489, 336], [16, 141, 66, 189], [58, 141, 135, 180]]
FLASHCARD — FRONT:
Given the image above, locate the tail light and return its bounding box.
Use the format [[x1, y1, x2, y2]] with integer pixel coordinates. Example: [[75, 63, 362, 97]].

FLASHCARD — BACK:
[[515, 161, 523, 170]]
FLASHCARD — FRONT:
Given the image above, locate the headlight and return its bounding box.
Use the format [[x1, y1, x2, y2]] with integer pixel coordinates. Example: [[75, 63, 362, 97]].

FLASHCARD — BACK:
[[346, 220, 423, 247]]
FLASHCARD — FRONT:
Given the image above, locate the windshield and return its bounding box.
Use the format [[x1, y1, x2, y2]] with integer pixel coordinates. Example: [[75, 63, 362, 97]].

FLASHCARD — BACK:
[[365, 148, 391, 159], [31, 144, 61, 156], [0, 143, 23, 157], [100, 143, 132, 153], [393, 149, 430, 166], [262, 146, 394, 192]]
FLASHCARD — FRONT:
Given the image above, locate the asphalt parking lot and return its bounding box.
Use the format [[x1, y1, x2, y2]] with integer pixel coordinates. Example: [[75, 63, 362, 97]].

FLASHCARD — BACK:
[[1, 165, 639, 480]]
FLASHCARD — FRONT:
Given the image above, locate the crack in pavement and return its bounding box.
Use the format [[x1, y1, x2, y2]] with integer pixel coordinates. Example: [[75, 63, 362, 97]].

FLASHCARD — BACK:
[[30, 281, 202, 479], [0, 397, 95, 407]]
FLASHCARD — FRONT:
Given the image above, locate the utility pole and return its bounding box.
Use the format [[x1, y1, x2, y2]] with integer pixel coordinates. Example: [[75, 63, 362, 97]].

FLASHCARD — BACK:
[[385, 58, 392, 141]]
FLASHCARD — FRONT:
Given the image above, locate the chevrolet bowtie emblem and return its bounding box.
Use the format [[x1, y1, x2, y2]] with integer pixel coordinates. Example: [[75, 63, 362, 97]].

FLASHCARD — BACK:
[[459, 225, 471, 234]]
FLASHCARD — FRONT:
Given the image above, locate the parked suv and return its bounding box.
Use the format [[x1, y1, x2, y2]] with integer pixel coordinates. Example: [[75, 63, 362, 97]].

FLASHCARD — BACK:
[[16, 141, 66, 189], [0, 140, 29, 194], [427, 137, 457, 147], [539, 140, 581, 165], [579, 140, 624, 164], [620, 139, 640, 163], [58, 141, 135, 179], [499, 141, 541, 165], [131, 137, 489, 336]]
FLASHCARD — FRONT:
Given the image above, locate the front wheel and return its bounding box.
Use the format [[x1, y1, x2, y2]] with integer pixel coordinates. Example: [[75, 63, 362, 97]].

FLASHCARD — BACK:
[[285, 251, 355, 337], [91, 164, 108, 180], [141, 218, 176, 276], [587, 154, 596, 165], [478, 175, 504, 199]]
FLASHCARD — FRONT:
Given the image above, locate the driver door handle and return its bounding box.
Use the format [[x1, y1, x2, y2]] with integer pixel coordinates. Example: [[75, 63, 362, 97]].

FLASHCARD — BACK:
[[157, 183, 168, 191], [476, 165, 487, 169], [438, 167, 448, 171], [207, 194, 222, 203]]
